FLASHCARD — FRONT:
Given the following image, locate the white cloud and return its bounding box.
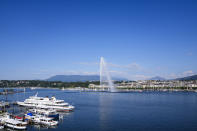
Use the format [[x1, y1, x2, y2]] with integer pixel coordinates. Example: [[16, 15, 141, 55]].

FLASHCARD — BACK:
[[182, 70, 195, 77], [165, 70, 195, 79], [125, 63, 141, 70], [133, 75, 151, 80]]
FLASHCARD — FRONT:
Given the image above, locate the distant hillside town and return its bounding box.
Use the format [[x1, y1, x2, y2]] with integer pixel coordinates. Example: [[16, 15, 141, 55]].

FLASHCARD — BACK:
[[89, 80, 197, 89], [118, 80, 197, 88]]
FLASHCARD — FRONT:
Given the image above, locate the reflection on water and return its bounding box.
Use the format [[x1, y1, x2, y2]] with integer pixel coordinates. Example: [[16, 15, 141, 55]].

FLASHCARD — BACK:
[[98, 93, 114, 131], [32, 124, 58, 130]]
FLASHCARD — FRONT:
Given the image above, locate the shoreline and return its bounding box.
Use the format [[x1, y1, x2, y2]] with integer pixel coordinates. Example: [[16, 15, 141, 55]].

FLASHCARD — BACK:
[[1, 86, 197, 93]]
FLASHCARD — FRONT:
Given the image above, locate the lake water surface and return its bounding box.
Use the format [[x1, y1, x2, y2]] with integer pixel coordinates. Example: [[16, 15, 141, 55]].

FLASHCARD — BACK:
[[1, 88, 197, 131]]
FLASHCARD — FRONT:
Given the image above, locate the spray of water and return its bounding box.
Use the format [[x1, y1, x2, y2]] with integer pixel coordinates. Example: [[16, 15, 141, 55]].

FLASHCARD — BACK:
[[100, 57, 116, 92]]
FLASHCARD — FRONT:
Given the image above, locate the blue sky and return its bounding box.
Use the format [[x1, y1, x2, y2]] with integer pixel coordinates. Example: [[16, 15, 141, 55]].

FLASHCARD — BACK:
[[0, 0, 197, 80]]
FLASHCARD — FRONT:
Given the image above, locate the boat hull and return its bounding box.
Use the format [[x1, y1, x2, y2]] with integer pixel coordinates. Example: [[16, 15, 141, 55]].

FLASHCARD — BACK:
[[4, 123, 27, 130]]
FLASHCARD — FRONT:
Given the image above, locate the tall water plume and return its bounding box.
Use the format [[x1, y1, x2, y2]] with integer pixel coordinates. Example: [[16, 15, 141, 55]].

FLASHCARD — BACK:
[[100, 57, 116, 92]]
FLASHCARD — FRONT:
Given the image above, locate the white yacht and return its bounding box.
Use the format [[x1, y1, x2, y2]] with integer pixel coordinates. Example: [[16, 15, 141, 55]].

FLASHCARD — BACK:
[[36, 116, 58, 126], [25, 113, 58, 126], [17, 93, 74, 112], [36, 104, 74, 112], [23, 93, 68, 106], [0, 113, 27, 130], [29, 108, 59, 119]]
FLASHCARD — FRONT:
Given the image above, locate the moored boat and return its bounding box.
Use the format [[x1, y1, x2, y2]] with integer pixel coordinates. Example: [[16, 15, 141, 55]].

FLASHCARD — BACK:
[[0, 113, 27, 130], [17, 93, 75, 112], [25, 113, 58, 126], [29, 108, 59, 119]]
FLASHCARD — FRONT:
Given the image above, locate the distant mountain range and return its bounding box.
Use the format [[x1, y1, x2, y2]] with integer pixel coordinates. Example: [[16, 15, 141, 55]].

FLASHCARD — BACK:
[[46, 75, 127, 82], [175, 74, 197, 81], [148, 76, 166, 80], [148, 75, 197, 81]]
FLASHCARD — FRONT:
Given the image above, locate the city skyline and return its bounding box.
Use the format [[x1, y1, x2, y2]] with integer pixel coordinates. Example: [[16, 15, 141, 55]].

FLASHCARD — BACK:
[[0, 0, 197, 80]]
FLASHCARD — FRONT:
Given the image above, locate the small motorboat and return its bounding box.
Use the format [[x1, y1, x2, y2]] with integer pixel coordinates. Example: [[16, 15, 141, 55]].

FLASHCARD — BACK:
[[25, 113, 58, 126], [38, 116, 58, 126], [29, 108, 59, 119]]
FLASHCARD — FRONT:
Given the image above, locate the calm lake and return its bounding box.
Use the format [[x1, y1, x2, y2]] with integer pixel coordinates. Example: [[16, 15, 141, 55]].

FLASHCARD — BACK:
[[1, 88, 197, 131]]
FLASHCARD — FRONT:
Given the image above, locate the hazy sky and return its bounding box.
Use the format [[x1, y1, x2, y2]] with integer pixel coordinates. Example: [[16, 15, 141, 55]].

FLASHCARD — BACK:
[[0, 0, 197, 80]]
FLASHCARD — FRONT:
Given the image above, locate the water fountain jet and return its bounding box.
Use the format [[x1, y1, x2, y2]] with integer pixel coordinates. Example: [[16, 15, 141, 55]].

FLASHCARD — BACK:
[[100, 57, 116, 92]]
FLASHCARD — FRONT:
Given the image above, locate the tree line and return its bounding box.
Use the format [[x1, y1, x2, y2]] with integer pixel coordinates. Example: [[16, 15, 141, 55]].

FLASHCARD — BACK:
[[0, 80, 100, 88]]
